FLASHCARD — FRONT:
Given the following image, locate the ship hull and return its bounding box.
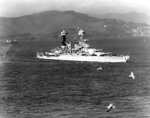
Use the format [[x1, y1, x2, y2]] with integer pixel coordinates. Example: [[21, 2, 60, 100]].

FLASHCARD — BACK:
[[36, 53, 130, 63]]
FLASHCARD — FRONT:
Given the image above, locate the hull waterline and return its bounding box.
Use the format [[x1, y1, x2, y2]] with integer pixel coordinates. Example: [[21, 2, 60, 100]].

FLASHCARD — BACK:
[[36, 53, 130, 63]]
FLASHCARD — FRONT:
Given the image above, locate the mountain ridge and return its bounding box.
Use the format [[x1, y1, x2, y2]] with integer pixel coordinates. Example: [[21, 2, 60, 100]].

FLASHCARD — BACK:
[[0, 10, 150, 39], [0, 10, 105, 37]]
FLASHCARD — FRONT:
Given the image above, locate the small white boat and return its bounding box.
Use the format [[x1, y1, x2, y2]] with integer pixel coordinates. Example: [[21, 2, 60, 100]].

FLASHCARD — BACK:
[[6, 39, 18, 44], [36, 40, 130, 63]]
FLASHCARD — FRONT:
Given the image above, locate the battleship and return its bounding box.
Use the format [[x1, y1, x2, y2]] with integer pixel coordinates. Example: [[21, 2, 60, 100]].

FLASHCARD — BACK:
[[36, 39, 130, 63]]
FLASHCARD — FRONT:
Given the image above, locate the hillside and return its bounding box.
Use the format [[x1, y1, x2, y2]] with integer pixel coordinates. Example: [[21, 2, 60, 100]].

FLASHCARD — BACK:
[[0, 10, 105, 37], [90, 11, 150, 25], [0, 10, 150, 39]]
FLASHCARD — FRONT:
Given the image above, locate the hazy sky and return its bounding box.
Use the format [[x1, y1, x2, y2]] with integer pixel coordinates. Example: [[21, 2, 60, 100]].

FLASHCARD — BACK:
[[0, 0, 150, 17]]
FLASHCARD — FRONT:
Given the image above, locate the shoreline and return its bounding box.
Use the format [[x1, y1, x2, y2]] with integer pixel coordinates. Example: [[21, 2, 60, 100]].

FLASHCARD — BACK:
[[0, 40, 12, 65]]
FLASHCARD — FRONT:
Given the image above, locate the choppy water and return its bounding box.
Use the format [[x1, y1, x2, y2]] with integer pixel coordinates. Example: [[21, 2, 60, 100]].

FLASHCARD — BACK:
[[0, 37, 150, 118]]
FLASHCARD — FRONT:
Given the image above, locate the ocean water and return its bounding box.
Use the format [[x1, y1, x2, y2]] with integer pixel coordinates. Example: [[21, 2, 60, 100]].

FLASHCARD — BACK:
[[0, 37, 150, 118]]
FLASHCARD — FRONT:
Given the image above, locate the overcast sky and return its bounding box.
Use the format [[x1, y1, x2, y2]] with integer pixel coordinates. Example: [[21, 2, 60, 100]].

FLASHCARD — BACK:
[[0, 0, 150, 17]]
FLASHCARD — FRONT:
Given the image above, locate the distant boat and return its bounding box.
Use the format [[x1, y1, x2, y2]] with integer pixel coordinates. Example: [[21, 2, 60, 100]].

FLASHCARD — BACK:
[[6, 39, 18, 44]]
